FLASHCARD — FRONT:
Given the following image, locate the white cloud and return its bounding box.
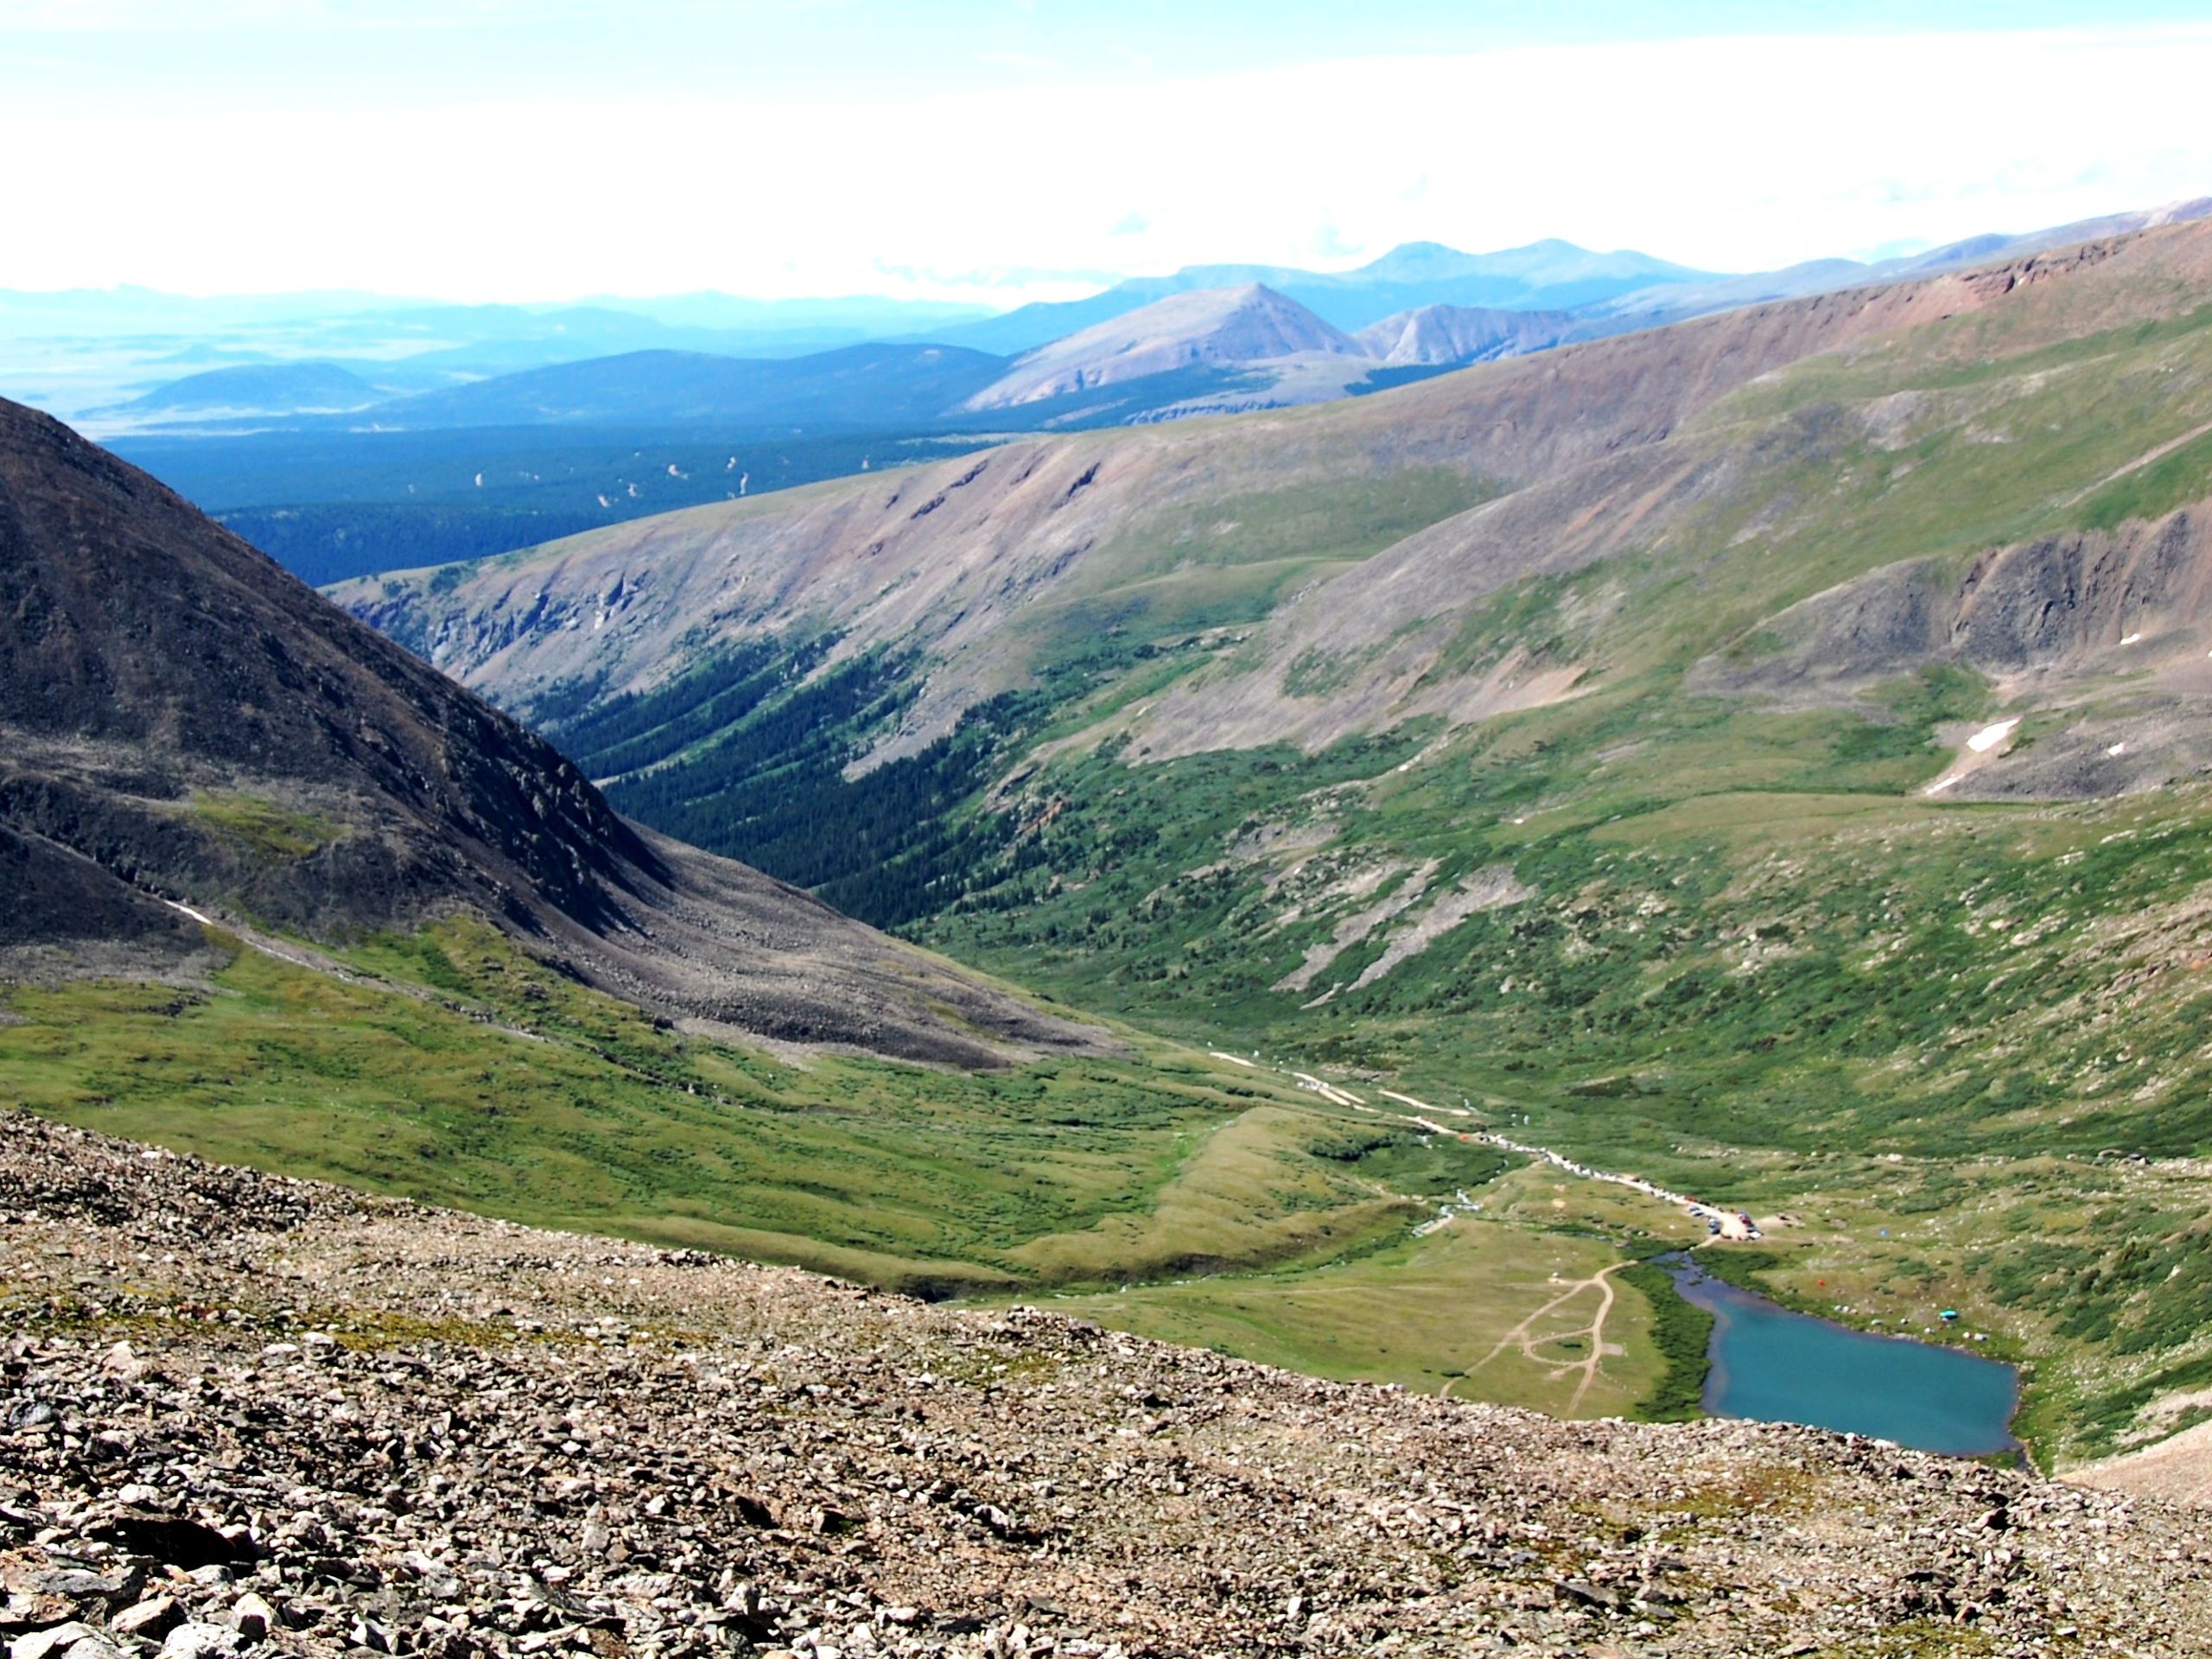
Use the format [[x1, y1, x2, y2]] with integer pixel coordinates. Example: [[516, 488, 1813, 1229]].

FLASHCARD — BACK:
[[0, 0, 669, 29], [3, 22, 2209, 301]]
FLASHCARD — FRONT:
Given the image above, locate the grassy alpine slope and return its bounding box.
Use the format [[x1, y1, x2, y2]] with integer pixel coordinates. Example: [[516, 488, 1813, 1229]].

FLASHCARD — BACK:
[[322, 219, 2212, 1469], [912, 238, 2212, 1466], [0, 912, 1651, 1414], [923, 234, 2212, 1466], [0, 385, 1688, 1434]]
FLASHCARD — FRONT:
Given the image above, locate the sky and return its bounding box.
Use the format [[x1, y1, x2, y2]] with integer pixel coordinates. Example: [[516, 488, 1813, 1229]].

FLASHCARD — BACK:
[[5, 0, 2212, 306]]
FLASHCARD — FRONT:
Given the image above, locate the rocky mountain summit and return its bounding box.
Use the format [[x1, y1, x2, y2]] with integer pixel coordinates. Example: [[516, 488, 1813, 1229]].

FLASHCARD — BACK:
[[5, 1116, 2210, 1659]]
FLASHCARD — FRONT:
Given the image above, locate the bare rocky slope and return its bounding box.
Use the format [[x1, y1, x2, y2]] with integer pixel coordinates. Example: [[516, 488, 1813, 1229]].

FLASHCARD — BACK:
[[2074, 1418, 2212, 1510], [1353, 304, 1578, 366], [1681, 504, 2212, 799], [1128, 225, 2212, 771], [0, 397, 1097, 1065], [6, 1113, 2211, 1659], [1581, 195, 2212, 334], [340, 236, 2071, 766], [958, 286, 1365, 412]]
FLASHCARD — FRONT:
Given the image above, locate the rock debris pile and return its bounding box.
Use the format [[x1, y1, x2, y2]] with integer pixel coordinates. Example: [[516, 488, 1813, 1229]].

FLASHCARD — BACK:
[[3, 1116, 2209, 1657]]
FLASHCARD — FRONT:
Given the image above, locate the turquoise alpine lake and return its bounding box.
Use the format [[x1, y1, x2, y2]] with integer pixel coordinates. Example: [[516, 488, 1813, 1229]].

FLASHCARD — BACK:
[[1661, 1255, 2019, 1457]]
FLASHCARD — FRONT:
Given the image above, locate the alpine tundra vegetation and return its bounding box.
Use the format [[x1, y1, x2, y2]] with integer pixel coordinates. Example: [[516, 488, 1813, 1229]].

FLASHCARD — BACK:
[[328, 220, 2212, 1472], [10, 4, 2212, 1653]]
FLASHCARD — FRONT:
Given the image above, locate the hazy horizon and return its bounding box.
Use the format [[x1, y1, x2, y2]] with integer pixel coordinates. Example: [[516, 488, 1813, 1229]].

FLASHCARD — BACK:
[[5, 1, 2212, 307], [5, 200, 2209, 319]]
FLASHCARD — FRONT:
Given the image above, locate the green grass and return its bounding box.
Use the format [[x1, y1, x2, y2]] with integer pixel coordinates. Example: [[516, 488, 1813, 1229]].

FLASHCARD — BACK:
[[186, 791, 343, 860], [0, 916, 1477, 1303], [1067, 468, 1496, 595], [1303, 1123, 1509, 1197], [1048, 1136, 1713, 1418], [0, 911, 1726, 1425], [2076, 423, 2212, 531], [1619, 1260, 1713, 1422], [1052, 1214, 1664, 1416]]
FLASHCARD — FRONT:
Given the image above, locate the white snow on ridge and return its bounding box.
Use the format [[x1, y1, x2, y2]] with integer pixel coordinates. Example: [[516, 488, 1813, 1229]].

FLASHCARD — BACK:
[[1967, 718, 2019, 753]]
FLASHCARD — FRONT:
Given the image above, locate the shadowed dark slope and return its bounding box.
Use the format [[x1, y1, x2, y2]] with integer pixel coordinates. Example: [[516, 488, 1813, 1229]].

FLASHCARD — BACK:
[[0, 397, 1103, 1065]]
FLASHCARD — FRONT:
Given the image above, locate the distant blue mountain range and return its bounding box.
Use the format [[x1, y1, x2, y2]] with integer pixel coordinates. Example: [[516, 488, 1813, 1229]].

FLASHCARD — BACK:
[[917, 238, 1713, 354]]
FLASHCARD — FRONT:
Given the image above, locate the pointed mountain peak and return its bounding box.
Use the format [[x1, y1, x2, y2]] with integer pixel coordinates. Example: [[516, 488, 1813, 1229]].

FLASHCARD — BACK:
[[963, 283, 1362, 411]]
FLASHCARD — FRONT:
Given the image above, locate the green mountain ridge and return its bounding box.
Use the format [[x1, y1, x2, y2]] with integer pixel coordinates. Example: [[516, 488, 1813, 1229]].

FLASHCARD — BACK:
[[334, 217, 2212, 1465]]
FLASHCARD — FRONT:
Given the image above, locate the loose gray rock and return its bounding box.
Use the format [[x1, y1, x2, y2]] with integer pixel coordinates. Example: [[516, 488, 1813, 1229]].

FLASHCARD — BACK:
[[10, 1625, 93, 1659], [3, 1112, 2210, 1656]]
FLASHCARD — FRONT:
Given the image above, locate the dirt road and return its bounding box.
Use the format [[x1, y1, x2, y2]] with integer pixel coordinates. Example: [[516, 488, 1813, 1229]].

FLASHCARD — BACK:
[[1456, 1259, 1628, 1412]]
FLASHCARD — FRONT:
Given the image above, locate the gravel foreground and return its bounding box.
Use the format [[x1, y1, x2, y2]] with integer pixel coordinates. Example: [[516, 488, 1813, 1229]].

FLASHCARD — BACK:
[[3, 1116, 2209, 1659]]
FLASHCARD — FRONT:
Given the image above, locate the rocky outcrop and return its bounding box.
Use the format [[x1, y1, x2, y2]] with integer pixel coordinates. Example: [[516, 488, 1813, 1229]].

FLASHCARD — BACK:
[[1696, 505, 2212, 694], [1688, 501, 2212, 798], [5, 1114, 2211, 1657]]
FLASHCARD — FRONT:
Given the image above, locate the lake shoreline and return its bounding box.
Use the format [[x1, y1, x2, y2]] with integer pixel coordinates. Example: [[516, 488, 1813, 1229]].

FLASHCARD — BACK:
[[1659, 1251, 2023, 1459]]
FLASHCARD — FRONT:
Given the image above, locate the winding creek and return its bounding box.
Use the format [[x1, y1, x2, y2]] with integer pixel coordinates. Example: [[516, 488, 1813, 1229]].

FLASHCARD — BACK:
[[1662, 1255, 2021, 1458]]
